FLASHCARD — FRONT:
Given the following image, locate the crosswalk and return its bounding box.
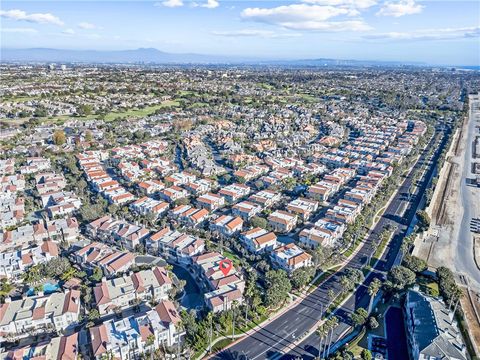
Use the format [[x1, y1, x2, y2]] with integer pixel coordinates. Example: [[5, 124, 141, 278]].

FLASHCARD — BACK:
[[470, 218, 480, 233]]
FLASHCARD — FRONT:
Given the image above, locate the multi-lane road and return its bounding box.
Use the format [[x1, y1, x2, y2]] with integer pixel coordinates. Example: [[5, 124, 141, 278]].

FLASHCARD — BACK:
[[454, 94, 480, 289], [212, 125, 450, 360]]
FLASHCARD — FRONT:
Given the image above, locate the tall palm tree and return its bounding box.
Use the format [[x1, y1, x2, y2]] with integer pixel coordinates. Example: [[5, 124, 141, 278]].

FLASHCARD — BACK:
[[367, 278, 382, 314], [326, 316, 339, 357], [207, 312, 214, 354], [316, 321, 327, 359], [231, 300, 239, 340]]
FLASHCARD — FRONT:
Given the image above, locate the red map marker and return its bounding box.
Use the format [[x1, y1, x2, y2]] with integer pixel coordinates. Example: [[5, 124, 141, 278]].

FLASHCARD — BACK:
[[219, 259, 233, 276]]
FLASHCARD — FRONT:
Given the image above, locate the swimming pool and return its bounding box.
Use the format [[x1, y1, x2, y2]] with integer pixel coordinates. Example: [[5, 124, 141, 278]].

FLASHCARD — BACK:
[[26, 282, 61, 296]]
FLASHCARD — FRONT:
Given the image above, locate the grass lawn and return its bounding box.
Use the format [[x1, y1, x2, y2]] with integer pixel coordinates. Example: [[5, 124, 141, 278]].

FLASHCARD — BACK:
[[36, 100, 181, 124], [417, 276, 440, 297], [222, 250, 242, 267], [104, 100, 180, 121], [369, 231, 393, 267], [308, 266, 341, 293], [211, 338, 234, 353]]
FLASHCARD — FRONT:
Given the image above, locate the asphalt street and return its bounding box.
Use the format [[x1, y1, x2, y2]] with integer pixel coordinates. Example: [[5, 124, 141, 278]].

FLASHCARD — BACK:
[[454, 95, 480, 289], [212, 125, 450, 360]]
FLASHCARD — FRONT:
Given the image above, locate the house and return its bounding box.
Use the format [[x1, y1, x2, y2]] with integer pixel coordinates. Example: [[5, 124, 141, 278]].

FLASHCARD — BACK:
[[307, 183, 334, 202], [218, 183, 251, 203], [1, 217, 79, 252], [209, 215, 243, 237], [86, 216, 150, 251], [72, 242, 135, 277], [184, 178, 214, 195], [2, 333, 79, 360], [130, 197, 169, 218], [146, 228, 204, 264], [232, 201, 262, 220], [248, 189, 282, 208], [159, 186, 189, 203], [0, 290, 80, 341], [240, 227, 277, 253], [90, 300, 181, 359], [192, 252, 245, 313], [286, 198, 319, 221], [93, 267, 172, 316], [179, 207, 210, 227], [0, 240, 59, 280], [268, 210, 297, 233], [137, 179, 165, 195], [165, 172, 196, 186], [270, 243, 313, 273], [404, 290, 468, 360], [197, 193, 225, 211]]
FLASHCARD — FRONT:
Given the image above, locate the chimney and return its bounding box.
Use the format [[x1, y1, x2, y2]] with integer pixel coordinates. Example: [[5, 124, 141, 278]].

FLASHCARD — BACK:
[[4, 297, 11, 303]]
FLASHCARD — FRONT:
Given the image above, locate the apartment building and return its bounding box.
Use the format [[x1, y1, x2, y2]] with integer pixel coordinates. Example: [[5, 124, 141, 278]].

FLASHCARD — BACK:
[[218, 183, 251, 203], [270, 243, 313, 273], [232, 201, 262, 220], [2, 333, 79, 360], [0, 290, 80, 341], [209, 215, 243, 237], [0, 240, 59, 280], [240, 227, 277, 253], [268, 210, 297, 233], [192, 252, 245, 313], [90, 300, 181, 359], [146, 228, 204, 264], [197, 193, 225, 211], [286, 197, 319, 221], [248, 189, 282, 208], [93, 267, 172, 316], [129, 197, 169, 218]]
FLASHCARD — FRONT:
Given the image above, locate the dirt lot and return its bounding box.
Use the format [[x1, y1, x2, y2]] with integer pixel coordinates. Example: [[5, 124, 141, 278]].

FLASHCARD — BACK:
[[460, 288, 480, 357]]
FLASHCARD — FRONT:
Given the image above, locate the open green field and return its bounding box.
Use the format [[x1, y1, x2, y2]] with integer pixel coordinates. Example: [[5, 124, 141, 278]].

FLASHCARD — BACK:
[[13, 100, 182, 125]]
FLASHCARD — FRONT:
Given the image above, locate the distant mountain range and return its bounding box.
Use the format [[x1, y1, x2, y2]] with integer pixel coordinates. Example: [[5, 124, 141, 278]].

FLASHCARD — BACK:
[[1, 47, 427, 66]]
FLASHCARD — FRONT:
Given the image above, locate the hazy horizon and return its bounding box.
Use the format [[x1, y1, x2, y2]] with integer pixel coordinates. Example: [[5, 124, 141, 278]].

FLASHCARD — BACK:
[[1, 0, 479, 66]]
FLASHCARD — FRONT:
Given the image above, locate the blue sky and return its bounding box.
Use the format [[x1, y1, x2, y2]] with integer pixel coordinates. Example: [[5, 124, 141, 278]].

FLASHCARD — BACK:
[[1, 0, 479, 65]]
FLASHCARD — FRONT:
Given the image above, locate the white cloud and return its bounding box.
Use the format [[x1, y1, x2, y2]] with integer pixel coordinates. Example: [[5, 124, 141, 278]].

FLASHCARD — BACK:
[[155, 0, 184, 7], [78, 22, 97, 29], [0, 9, 64, 26], [241, 4, 371, 31], [301, 0, 377, 9], [364, 26, 480, 41], [376, 0, 423, 17], [212, 29, 301, 38], [201, 0, 219, 8], [1, 27, 38, 34], [62, 28, 75, 35]]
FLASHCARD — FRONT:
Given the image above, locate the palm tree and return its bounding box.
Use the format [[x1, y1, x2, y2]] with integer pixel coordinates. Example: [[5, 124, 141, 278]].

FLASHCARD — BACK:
[[326, 316, 339, 357], [146, 334, 155, 360], [367, 278, 382, 314], [207, 312, 214, 354], [316, 324, 327, 360], [231, 300, 239, 340]]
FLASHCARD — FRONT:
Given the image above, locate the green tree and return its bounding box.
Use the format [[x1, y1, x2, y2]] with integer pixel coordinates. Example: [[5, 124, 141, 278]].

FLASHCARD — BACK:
[[367, 278, 382, 314], [350, 307, 368, 327], [361, 349, 372, 360], [264, 270, 292, 307], [250, 216, 267, 229], [291, 267, 315, 290], [52, 130, 66, 145], [385, 266, 416, 291], [88, 309, 100, 321], [416, 210, 431, 232], [77, 104, 93, 116], [90, 267, 103, 283], [402, 255, 427, 273]]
